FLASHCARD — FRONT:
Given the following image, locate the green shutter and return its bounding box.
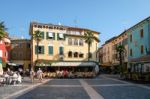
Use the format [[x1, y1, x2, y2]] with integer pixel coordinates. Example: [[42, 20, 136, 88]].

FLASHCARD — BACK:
[[35, 45, 38, 54], [49, 46, 53, 55], [46, 32, 48, 39], [57, 33, 59, 40], [59, 47, 64, 55], [53, 33, 55, 40], [63, 34, 66, 40], [41, 46, 44, 54], [41, 32, 44, 39]]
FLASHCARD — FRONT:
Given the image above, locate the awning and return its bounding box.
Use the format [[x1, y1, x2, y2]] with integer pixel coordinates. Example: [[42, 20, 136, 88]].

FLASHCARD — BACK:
[[48, 32, 53, 37], [7, 62, 24, 66], [59, 33, 64, 38], [36, 61, 97, 67]]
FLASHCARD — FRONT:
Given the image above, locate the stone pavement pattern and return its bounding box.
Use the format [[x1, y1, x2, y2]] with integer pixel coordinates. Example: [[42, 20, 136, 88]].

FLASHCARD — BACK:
[[1, 75, 150, 99]]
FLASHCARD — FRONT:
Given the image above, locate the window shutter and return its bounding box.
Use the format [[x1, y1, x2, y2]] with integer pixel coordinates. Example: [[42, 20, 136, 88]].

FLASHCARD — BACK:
[[41, 32, 44, 39], [63, 34, 66, 40], [59, 47, 64, 55], [41, 46, 44, 54], [35, 45, 38, 54], [53, 33, 55, 40], [46, 32, 48, 39], [49, 46, 53, 55], [57, 33, 59, 40]]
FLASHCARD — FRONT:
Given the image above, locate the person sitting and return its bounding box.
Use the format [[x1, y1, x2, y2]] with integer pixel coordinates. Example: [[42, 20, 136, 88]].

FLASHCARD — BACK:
[[12, 72, 18, 85], [17, 73, 22, 83]]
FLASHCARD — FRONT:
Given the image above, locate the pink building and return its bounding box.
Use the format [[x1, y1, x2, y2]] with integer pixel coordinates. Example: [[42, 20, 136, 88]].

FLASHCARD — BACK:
[[0, 37, 11, 63]]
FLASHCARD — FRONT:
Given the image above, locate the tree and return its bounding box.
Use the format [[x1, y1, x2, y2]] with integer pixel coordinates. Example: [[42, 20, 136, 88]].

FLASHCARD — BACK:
[[116, 45, 125, 76], [0, 21, 6, 40], [84, 31, 94, 61], [32, 30, 43, 68]]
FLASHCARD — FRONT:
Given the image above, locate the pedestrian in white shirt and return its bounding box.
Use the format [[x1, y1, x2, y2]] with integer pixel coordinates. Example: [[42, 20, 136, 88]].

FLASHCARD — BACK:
[[37, 68, 43, 82]]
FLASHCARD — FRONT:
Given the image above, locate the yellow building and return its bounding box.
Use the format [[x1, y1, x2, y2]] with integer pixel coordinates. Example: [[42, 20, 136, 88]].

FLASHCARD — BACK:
[[29, 22, 100, 70], [99, 31, 128, 72]]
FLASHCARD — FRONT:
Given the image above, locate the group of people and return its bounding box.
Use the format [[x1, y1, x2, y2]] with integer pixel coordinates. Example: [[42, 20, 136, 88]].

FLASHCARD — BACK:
[[56, 70, 73, 78], [30, 68, 43, 83], [1, 68, 22, 85]]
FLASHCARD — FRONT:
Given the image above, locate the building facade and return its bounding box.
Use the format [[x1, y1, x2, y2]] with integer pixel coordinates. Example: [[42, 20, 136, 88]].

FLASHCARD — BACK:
[[0, 34, 11, 66], [29, 22, 100, 68], [99, 31, 128, 72], [10, 39, 31, 70], [128, 16, 150, 73]]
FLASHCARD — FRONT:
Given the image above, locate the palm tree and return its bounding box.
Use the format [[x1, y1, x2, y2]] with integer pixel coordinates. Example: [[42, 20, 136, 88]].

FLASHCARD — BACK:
[[32, 30, 43, 67], [0, 21, 6, 40], [84, 31, 94, 61], [116, 45, 125, 76]]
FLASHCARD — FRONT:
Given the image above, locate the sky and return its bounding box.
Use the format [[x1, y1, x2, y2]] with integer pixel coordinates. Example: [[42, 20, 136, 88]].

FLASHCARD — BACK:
[[0, 0, 150, 46]]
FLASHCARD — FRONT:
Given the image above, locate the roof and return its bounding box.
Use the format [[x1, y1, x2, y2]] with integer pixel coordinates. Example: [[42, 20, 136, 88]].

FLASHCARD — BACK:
[[30, 22, 100, 34], [127, 16, 150, 32]]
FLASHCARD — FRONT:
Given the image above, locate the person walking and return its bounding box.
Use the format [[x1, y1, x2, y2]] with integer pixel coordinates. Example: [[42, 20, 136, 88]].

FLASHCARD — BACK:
[[37, 68, 43, 82], [30, 69, 35, 83]]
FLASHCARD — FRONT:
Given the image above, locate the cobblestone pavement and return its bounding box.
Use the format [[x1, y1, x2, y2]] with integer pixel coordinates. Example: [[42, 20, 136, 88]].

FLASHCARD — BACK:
[[1, 75, 150, 99]]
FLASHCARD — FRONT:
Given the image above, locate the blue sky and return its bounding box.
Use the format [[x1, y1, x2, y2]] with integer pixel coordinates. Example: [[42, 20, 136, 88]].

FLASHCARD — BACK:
[[0, 0, 150, 46]]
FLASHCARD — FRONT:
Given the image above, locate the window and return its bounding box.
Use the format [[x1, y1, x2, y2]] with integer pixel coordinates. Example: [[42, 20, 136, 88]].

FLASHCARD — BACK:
[[48, 46, 53, 55], [141, 45, 144, 54], [27, 43, 30, 48], [130, 49, 132, 56], [79, 53, 84, 58], [79, 39, 83, 46], [57, 33, 65, 40], [68, 51, 72, 57], [68, 38, 72, 45], [47, 32, 55, 40], [74, 39, 78, 45], [35, 45, 44, 54], [38, 25, 42, 28], [130, 34, 132, 42], [18, 43, 22, 48], [140, 29, 144, 38], [59, 47, 64, 55], [74, 52, 78, 57]]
